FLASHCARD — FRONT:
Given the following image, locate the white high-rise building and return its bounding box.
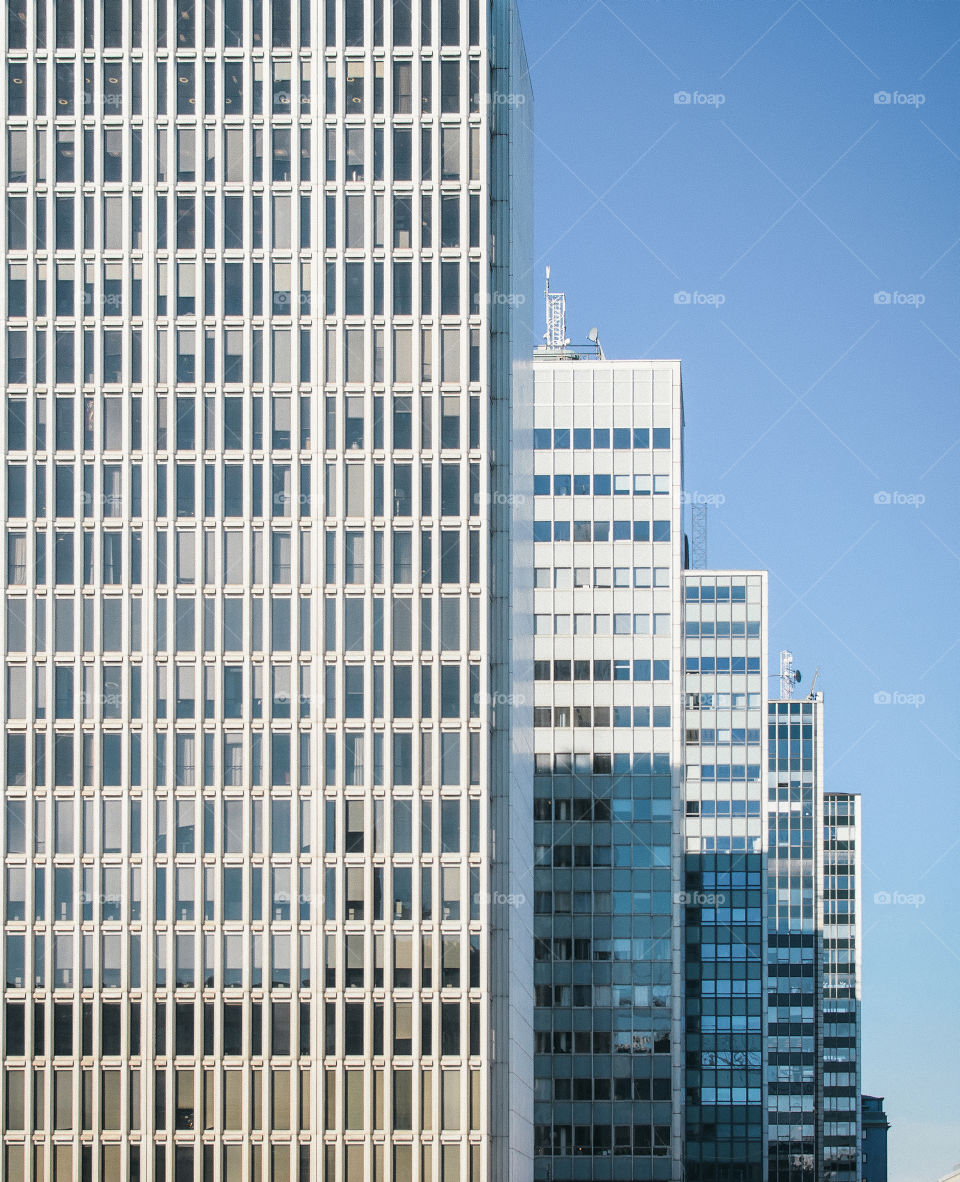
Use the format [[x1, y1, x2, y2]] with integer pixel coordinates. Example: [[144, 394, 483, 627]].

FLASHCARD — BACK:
[[0, 2, 533, 1180], [530, 340, 686, 1179]]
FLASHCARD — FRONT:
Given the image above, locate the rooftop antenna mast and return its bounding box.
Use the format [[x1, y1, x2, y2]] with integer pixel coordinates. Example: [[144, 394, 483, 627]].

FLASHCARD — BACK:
[[779, 650, 802, 700], [544, 266, 568, 352]]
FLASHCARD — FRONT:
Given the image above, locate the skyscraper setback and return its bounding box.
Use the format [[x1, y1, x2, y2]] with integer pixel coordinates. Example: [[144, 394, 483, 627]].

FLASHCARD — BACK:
[[529, 292, 862, 1181], [1, 3, 867, 1181]]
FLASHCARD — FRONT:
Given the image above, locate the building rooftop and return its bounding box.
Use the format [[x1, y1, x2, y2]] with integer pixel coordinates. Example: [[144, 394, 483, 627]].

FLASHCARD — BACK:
[[861, 1095, 891, 1128]]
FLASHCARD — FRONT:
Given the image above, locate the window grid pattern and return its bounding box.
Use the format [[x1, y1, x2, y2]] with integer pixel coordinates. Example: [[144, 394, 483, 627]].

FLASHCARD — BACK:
[[530, 362, 685, 1181], [0, 1, 520, 1181], [682, 572, 769, 1182], [766, 698, 824, 1182], [821, 793, 861, 1182]]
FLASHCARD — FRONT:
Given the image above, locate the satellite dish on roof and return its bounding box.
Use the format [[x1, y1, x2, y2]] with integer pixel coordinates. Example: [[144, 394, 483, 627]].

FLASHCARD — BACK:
[[587, 327, 605, 360]]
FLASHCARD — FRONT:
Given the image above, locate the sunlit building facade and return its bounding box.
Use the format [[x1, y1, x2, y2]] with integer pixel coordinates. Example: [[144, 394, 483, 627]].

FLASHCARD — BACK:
[[529, 353, 686, 1179], [2, 0, 871, 1176], [0, 1, 533, 1181]]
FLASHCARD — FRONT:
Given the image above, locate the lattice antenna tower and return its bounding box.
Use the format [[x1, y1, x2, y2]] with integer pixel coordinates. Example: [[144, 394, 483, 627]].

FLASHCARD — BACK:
[[779, 650, 802, 700], [690, 504, 708, 569], [544, 266, 568, 351]]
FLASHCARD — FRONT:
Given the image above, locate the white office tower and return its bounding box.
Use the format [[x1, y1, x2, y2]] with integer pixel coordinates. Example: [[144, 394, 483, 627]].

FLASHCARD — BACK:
[[0, 2, 533, 1180], [530, 342, 686, 1179]]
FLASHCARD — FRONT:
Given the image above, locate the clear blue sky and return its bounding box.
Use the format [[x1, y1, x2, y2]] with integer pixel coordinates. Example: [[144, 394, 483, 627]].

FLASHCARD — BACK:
[[517, 1, 960, 1176]]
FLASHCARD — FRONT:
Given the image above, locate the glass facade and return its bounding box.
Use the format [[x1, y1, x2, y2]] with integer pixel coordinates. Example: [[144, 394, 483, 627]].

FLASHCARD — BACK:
[[0, 1, 533, 1180], [767, 697, 824, 1182], [529, 359, 685, 1180], [766, 701, 863, 1182], [682, 572, 769, 1182], [822, 793, 861, 1182]]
